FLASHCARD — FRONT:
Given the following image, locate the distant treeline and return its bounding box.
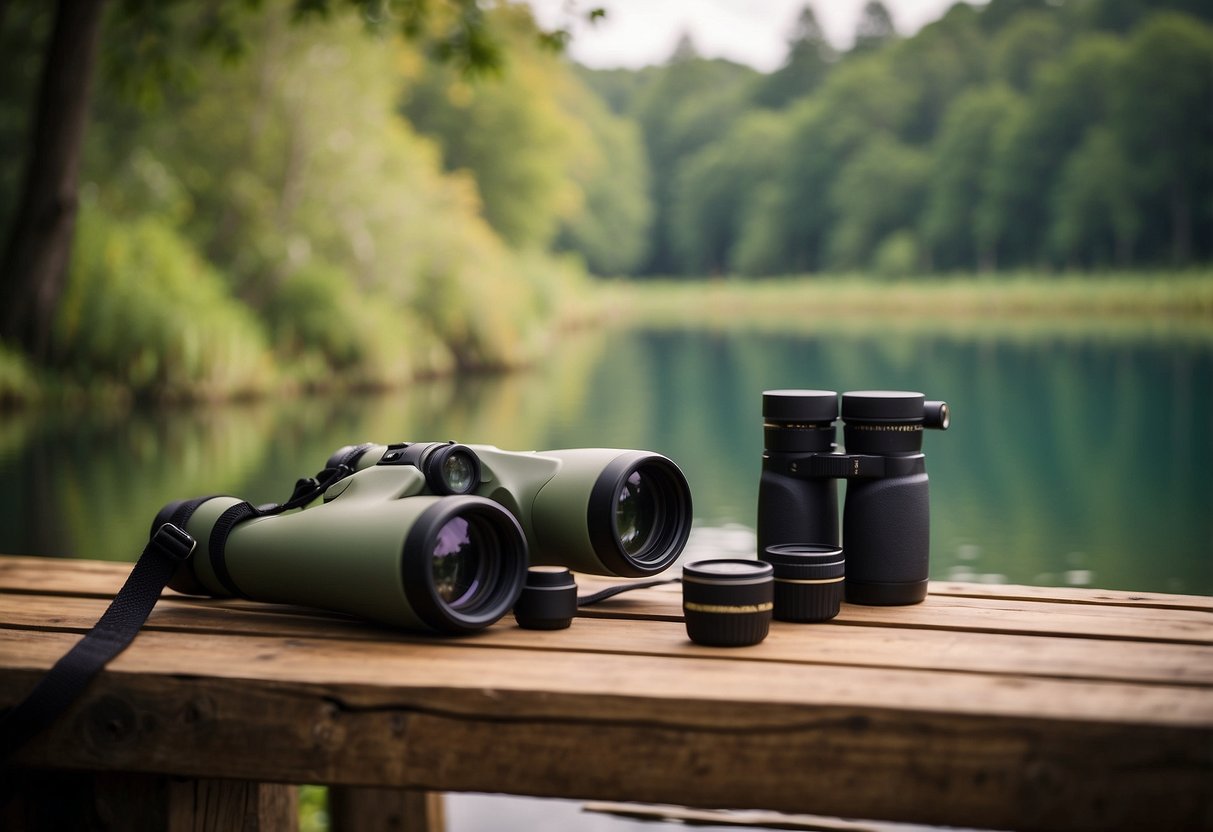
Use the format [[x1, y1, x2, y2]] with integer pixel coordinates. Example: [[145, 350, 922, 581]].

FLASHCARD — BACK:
[[406, 0, 1213, 277]]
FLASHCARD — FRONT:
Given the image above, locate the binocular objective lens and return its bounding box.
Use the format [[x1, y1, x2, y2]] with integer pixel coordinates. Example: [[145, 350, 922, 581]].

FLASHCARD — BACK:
[[441, 451, 477, 494], [616, 470, 659, 557], [431, 515, 491, 610]]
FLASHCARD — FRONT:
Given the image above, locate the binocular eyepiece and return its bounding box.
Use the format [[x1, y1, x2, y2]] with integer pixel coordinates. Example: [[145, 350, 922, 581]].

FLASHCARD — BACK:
[[759, 389, 949, 606], [165, 443, 693, 634]]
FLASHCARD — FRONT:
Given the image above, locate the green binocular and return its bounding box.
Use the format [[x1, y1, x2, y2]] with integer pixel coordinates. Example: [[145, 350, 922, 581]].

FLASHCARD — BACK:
[[161, 443, 693, 634]]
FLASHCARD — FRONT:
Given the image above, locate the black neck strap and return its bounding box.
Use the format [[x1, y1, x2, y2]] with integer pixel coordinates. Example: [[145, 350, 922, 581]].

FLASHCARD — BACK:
[[0, 498, 207, 765], [0, 443, 373, 765]]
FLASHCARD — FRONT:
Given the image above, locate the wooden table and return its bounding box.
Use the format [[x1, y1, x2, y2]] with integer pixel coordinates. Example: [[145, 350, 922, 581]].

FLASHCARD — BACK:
[[1, 554, 1210, 831]]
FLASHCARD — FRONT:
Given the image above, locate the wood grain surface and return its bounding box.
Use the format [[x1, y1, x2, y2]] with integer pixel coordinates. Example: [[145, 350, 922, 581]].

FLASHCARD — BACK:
[[1, 555, 1210, 832]]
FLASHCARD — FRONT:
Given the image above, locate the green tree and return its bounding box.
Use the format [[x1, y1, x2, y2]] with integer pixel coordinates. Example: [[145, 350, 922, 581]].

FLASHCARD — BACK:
[[752, 4, 835, 110], [979, 33, 1126, 267], [988, 11, 1065, 91], [852, 0, 896, 53], [923, 85, 1023, 270], [764, 55, 918, 272], [552, 75, 653, 275], [628, 55, 758, 274], [0, 0, 555, 363], [669, 112, 789, 274], [885, 5, 987, 143], [1049, 126, 1140, 267], [1108, 13, 1213, 264], [826, 135, 930, 271], [402, 7, 586, 249]]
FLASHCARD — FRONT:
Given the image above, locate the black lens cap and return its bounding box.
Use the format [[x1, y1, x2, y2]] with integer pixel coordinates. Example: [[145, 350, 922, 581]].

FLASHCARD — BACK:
[[682, 559, 774, 647], [762, 390, 838, 423], [514, 567, 578, 630], [762, 544, 845, 623]]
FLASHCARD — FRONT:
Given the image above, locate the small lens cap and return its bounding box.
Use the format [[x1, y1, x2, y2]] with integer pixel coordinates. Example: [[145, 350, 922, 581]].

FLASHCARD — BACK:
[[514, 567, 578, 630], [682, 559, 774, 647], [762, 544, 845, 623], [762, 544, 845, 581]]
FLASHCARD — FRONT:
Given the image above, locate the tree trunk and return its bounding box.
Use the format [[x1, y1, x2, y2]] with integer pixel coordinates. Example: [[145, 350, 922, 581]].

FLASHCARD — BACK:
[[0, 0, 107, 361], [1170, 180, 1192, 266]]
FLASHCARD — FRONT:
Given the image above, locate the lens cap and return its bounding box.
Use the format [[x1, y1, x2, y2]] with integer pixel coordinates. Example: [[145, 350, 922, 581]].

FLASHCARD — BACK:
[[514, 566, 578, 630], [762, 544, 845, 622], [682, 559, 774, 647], [763, 390, 838, 423]]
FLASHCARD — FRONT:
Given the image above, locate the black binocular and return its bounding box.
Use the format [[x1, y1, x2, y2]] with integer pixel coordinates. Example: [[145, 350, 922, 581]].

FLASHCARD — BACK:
[[758, 389, 949, 606]]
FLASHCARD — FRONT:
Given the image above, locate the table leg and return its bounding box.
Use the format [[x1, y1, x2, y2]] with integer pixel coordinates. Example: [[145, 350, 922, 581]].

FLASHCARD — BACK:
[[1, 769, 298, 831], [329, 787, 446, 832]]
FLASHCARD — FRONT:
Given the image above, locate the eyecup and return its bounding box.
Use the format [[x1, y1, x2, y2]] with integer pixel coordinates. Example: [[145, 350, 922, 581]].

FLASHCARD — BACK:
[[763, 389, 838, 423], [841, 391, 925, 423]]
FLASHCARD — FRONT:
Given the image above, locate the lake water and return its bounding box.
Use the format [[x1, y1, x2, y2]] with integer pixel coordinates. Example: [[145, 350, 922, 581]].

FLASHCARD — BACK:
[[3, 322, 1209, 594]]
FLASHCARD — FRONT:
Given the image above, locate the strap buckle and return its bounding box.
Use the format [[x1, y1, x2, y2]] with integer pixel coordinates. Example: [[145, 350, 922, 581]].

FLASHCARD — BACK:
[[151, 523, 196, 562]]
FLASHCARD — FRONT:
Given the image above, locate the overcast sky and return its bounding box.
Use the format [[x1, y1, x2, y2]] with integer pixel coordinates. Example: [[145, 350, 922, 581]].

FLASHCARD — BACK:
[[526, 0, 982, 72]]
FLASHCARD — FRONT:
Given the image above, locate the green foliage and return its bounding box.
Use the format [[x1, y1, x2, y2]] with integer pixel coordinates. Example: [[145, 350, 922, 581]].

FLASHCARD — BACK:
[[1049, 127, 1139, 266], [5, 0, 1212, 408], [57, 201, 274, 400], [989, 11, 1065, 90], [670, 112, 789, 274], [566, 1, 1213, 276], [827, 136, 929, 271], [0, 345, 39, 406], [872, 230, 921, 278], [551, 80, 653, 275], [925, 85, 1023, 270], [853, 0, 897, 53], [751, 5, 835, 109], [74, 2, 585, 391], [625, 55, 760, 273], [401, 9, 581, 248], [402, 6, 652, 268]]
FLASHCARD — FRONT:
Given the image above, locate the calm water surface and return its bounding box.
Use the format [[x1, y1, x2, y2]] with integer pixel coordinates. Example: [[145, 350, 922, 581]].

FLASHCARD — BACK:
[[1, 323, 1210, 594]]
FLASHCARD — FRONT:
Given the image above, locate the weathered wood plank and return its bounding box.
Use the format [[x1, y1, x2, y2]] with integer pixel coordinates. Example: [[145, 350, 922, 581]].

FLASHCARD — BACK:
[[2, 628, 1210, 731], [575, 571, 1213, 612], [928, 581, 1213, 612], [3, 591, 1212, 687], [576, 581, 1213, 642], [6, 554, 1211, 612], [0, 660, 1207, 832], [3, 555, 1208, 643]]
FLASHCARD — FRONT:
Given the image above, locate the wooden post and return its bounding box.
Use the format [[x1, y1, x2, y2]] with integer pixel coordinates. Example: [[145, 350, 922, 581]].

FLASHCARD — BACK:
[[329, 787, 446, 832], [0, 770, 298, 832]]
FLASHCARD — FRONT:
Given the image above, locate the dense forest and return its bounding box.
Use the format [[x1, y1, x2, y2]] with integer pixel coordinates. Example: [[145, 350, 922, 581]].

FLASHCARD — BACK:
[[0, 0, 1210, 402], [404, 0, 1213, 277]]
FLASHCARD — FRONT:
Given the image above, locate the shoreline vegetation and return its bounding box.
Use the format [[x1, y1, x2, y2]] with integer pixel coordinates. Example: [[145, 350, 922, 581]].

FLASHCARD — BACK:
[[598, 272, 1213, 328], [3, 272, 1209, 410]]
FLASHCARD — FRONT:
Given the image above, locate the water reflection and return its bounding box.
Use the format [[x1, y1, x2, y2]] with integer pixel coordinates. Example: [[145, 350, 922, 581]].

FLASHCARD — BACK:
[[1, 324, 1208, 594]]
